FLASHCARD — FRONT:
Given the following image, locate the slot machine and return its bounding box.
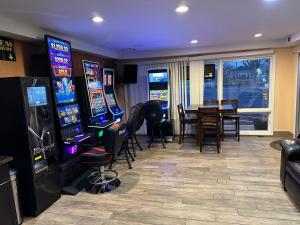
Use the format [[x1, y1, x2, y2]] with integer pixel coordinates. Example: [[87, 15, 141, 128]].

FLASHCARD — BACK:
[[31, 35, 92, 185], [76, 60, 114, 141], [102, 68, 124, 122], [148, 68, 173, 140], [0, 77, 60, 216]]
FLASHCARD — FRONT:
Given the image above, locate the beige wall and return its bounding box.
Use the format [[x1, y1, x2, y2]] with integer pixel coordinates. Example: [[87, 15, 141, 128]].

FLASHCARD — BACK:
[[1, 38, 299, 134], [274, 46, 299, 134], [0, 40, 28, 77]]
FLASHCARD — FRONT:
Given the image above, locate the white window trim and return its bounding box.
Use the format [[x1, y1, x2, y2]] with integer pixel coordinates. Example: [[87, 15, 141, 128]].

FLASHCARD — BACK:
[[202, 53, 275, 136]]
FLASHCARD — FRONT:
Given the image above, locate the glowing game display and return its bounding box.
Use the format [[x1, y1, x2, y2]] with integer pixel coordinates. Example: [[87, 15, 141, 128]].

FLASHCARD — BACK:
[[106, 93, 116, 107], [57, 104, 81, 127], [150, 90, 168, 101], [149, 72, 168, 83], [82, 61, 107, 117], [27, 86, 48, 107], [47, 37, 76, 104]]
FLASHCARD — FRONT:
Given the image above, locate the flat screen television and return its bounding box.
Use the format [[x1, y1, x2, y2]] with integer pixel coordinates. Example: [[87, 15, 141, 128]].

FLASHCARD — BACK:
[[27, 86, 48, 107]]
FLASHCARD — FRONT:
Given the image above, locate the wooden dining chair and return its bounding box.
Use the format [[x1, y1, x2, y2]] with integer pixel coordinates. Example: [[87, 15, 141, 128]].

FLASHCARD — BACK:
[[221, 99, 240, 141], [177, 104, 197, 144], [204, 100, 219, 105], [197, 107, 221, 153]]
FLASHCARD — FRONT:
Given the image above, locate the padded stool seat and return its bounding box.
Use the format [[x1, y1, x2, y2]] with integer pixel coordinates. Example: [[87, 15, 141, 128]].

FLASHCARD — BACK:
[[80, 123, 127, 194], [80, 147, 112, 166]]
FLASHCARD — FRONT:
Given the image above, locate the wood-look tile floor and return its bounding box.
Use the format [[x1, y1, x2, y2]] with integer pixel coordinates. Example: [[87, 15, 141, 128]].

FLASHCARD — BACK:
[[24, 136, 300, 225]]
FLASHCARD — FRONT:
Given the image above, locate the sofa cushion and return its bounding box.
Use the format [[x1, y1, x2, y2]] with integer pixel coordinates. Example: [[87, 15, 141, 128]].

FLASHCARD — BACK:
[[281, 139, 300, 161], [286, 161, 300, 183]]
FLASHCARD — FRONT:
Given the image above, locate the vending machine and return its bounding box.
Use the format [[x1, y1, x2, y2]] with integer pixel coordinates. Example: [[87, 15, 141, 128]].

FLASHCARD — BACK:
[[102, 68, 124, 122], [148, 68, 173, 140], [31, 35, 92, 185], [0, 77, 60, 216], [76, 60, 114, 141]]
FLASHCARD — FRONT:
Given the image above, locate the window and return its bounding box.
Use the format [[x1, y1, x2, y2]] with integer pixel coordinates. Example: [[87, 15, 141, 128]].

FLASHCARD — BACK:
[[223, 59, 270, 108], [204, 63, 218, 101], [186, 65, 191, 107]]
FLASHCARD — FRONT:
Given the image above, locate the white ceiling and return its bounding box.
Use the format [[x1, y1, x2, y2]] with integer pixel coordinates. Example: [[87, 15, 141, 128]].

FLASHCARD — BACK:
[[0, 0, 300, 59]]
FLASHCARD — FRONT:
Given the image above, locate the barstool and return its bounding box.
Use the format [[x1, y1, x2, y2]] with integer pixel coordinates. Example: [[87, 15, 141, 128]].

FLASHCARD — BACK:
[[80, 123, 126, 194], [177, 104, 197, 144], [221, 100, 240, 141]]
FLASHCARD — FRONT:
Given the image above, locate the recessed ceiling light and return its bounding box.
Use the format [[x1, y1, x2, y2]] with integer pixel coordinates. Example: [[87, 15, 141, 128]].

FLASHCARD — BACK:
[[92, 16, 104, 23], [254, 33, 263, 38], [176, 5, 189, 14], [190, 39, 199, 44]]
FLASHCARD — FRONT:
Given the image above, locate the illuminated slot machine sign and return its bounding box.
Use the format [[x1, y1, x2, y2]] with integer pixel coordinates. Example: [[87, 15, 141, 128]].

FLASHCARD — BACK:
[[82, 61, 107, 117], [46, 36, 82, 130], [46, 37, 75, 104], [148, 69, 169, 110]]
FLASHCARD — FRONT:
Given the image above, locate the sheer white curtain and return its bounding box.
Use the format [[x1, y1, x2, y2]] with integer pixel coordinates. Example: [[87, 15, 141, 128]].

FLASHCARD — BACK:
[[124, 60, 188, 135]]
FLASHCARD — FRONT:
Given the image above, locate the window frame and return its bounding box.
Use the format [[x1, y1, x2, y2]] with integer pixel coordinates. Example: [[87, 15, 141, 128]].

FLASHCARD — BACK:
[[203, 55, 275, 135]]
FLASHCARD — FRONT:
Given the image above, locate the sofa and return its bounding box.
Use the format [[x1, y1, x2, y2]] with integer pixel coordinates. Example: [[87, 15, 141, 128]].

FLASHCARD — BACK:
[[280, 139, 300, 206]]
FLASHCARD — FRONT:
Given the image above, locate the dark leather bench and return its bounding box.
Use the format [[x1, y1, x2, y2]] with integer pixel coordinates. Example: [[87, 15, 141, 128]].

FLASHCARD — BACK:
[[280, 139, 300, 206]]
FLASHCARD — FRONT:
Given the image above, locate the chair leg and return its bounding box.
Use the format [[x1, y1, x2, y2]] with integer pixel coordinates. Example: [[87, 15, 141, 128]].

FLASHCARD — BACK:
[[200, 129, 204, 152], [217, 127, 220, 154], [222, 119, 225, 141], [179, 123, 182, 144], [237, 118, 240, 141], [124, 145, 133, 169], [159, 128, 166, 148], [134, 134, 143, 151], [126, 144, 135, 162], [148, 127, 154, 148], [182, 123, 186, 142], [130, 136, 136, 157]]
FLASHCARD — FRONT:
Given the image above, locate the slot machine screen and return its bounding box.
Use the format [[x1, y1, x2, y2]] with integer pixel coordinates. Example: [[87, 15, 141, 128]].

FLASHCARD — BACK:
[[106, 93, 116, 107], [83, 61, 107, 117], [107, 74, 112, 86], [27, 87, 48, 107], [46, 36, 76, 104], [149, 72, 168, 83], [150, 90, 168, 101], [57, 104, 81, 127]]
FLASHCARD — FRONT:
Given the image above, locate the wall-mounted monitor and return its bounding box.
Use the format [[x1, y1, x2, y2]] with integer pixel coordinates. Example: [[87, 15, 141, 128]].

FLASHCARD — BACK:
[[27, 86, 48, 107]]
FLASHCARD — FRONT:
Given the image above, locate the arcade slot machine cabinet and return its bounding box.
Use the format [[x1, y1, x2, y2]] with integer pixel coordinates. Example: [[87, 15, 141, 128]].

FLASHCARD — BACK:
[[102, 68, 124, 122], [76, 60, 114, 142], [31, 35, 92, 186], [0, 77, 60, 216], [148, 68, 173, 141]]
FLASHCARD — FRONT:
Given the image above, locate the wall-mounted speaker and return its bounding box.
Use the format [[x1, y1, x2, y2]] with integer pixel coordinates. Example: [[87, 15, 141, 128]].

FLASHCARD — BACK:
[[123, 64, 137, 83]]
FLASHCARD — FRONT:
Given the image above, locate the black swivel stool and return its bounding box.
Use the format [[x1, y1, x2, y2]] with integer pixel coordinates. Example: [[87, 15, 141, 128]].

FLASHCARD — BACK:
[[80, 123, 126, 194], [143, 100, 167, 148]]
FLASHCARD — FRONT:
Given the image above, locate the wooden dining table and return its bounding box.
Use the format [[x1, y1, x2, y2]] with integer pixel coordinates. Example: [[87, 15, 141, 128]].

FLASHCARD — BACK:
[[185, 104, 235, 114]]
